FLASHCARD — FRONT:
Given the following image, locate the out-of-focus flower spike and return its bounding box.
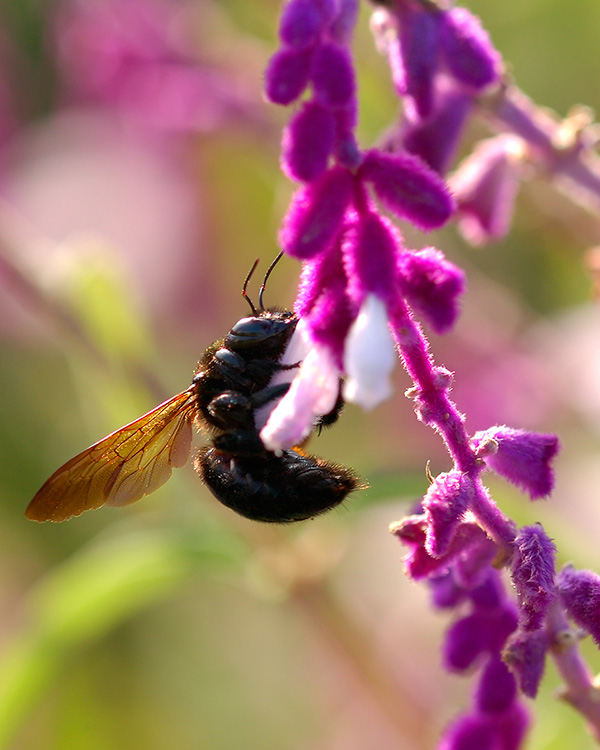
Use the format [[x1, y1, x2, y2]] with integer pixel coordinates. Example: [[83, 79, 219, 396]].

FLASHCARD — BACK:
[[360, 149, 456, 230], [400, 75, 474, 175], [397, 247, 465, 334], [472, 426, 559, 500], [504, 629, 549, 698], [440, 704, 529, 750], [450, 134, 524, 246], [439, 7, 502, 91], [281, 100, 335, 182], [556, 565, 600, 646], [343, 294, 397, 410], [398, 7, 441, 120], [264, 47, 313, 105], [279, 166, 354, 260], [430, 570, 467, 609], [510, 525, 556, 631], [423, 470, 473, 557], [311, 41, 356, 109], [329, 0, 360, 44], [279, 0, 325, 48], [439, 714, 497, 750]]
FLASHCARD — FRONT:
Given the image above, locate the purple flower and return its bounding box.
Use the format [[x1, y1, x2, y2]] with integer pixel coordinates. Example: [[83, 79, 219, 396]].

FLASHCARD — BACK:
[[342, 210, 401, 306], [397, 7, 441, 119], [311, 42, 356, 109], [440, 702, 529, 750], [281, 101, 335, 181], [391, 517, 493, 581], [279, 0, 325, 48], [556, 565, 600, 646], [476, 656, 517, 714], [55, 0, 243, 134], [279, 166, 355, 260], [472, 426, 559, 500], [503, 629, 549, 698], [397, 247, 465, 333], [510, 525, 556, 630], [265, 47, 313, 105], [359, 149, 456, 230], [423, 471, 473, 556], [450, 135, 524, 245], [439, 7, 501, 91], [400, 75, 474, 174]]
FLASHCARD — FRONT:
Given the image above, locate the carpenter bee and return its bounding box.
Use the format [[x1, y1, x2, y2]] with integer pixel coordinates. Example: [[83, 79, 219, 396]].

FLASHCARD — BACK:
[[26, 255, 359, 523]]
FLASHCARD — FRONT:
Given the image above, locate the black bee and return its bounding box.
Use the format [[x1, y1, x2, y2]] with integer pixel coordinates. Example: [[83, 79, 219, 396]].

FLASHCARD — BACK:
[[26, 255, 359, 523]]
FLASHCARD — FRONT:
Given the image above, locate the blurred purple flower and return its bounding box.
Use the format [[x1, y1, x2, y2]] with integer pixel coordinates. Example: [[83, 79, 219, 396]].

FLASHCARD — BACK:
[[450, 135, 524, 245], [504, 629, 549, 698], [54, 0, 265, 134]]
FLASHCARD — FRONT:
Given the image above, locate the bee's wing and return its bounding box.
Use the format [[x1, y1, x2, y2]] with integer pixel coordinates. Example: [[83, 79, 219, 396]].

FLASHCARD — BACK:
[[26, 388, 197, 522]]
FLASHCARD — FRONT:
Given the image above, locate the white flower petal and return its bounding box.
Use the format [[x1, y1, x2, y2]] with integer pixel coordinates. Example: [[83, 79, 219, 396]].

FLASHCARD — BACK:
[[253, 318, 313, 432], [260, 343, 340, 452], [343, 294, 396, 410]]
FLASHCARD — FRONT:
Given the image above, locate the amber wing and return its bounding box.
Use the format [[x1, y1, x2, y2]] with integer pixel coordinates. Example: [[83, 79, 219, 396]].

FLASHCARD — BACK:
[[26, 389, 197, 522]]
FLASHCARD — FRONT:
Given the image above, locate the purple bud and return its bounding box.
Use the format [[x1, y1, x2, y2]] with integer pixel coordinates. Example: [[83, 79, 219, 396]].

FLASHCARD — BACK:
[[360, 149, 456, 231], [472, 426, 559, 500], [397, 247, 465, 333], [264, 47, 313, 105], [504, 629, 549, 698], [282, 100, 335, 182], [398, 8, 440, 119], [444, 613, 489, 671], [311, 41, 356, 109], [280, 166, 354, 259], [279, 0, 324, 48], [556, 565, 600, 646], [476, 656, 516, 714], [342, 210, 402, 306], [450, 135, 523, 246], [510, 525, 556, 630], [440, 8, 501, 90], [423, 471, 473, 556], [329, 0, 359, 44]]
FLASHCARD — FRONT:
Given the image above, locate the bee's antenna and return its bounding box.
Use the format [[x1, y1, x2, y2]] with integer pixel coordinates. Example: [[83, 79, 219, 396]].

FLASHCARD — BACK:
[[242, 258, 260, 315], [258, 252, 284, 311]]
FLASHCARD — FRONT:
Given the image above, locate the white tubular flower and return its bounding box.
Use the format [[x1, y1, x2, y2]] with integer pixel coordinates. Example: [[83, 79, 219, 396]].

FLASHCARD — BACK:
[[254, 317, 313, 432], [260, 341, 340, 453], [343, 294, 396, 410]]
